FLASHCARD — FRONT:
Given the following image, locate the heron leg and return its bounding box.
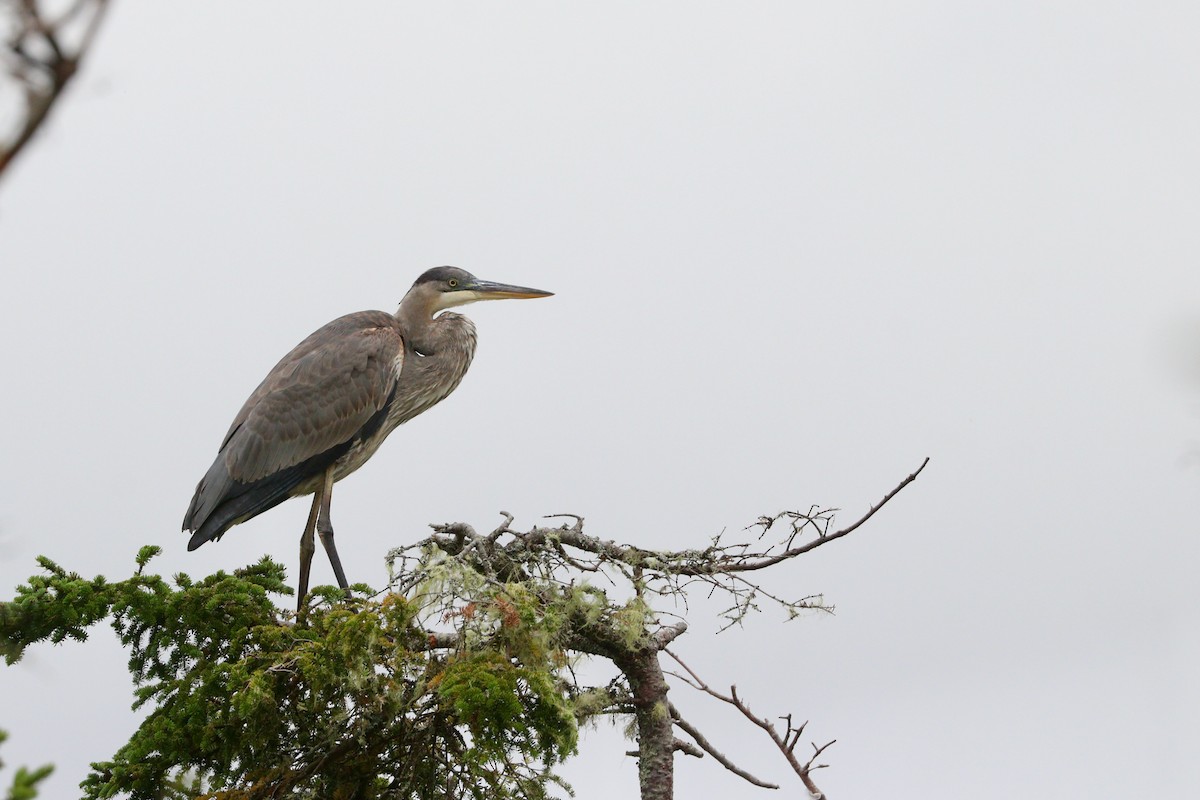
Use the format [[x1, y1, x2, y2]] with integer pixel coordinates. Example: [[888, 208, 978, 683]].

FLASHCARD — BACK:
[[297, 489, 321, 613], [316, 469, 349, 591]]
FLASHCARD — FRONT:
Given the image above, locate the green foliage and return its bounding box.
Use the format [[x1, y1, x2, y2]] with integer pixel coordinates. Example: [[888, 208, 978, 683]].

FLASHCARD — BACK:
[[437, 651, 576, 764], [0, 550, 578, 799], [0, 729, 54, 800]]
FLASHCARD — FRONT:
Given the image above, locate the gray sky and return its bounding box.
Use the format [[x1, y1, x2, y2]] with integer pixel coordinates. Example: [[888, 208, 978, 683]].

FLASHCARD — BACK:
[[2, 2, 1199, 797]]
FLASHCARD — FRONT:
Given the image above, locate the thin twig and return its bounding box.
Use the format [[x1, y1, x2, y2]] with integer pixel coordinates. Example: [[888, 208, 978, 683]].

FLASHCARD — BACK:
[[721, 457, 930, 573]]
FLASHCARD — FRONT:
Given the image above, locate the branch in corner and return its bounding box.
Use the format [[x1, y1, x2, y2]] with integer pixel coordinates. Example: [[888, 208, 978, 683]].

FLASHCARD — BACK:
[[1, 0, 113, 179], [666, 648, 835, 799]]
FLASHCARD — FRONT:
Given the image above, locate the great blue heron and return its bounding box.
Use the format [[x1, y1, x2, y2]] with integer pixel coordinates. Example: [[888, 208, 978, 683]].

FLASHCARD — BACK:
[[182, 266, 552, 610]]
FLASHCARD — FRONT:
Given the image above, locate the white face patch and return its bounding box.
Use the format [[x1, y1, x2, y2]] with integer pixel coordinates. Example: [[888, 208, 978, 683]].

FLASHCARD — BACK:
[[432, 289, 488, 312]]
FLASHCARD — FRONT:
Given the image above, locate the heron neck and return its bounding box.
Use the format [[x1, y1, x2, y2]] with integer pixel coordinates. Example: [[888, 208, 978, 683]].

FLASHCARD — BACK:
[[393, 299, 465, 352], [387, 311, 478, 426], [395, 292, 438, 352]]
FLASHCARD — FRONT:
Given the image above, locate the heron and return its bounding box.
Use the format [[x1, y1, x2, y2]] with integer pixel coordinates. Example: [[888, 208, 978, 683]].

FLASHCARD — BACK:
[[182, 266, 552, 610]]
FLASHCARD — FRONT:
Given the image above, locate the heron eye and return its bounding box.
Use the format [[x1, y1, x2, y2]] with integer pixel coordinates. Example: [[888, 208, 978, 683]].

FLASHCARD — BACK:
[[448, 279, 458, 288]]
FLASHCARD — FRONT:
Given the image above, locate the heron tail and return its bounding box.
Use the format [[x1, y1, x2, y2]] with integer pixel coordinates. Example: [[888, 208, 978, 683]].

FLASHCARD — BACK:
[[184, 448, 344, 550]]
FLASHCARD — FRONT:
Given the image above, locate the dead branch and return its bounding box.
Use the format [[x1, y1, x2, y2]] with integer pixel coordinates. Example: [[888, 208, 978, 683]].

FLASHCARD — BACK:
[[652, 620, 688, 649], [666, 648, 834, 799], [731, 457, 930, 573], [2, 0, 113, 179], [527, 458, 928, 578], [396, 458, 928, 626], [668, 701, 778, 789]]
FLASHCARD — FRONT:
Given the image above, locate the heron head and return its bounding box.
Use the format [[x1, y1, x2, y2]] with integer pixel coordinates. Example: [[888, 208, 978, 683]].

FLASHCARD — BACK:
[[408, 266, 553, 313]]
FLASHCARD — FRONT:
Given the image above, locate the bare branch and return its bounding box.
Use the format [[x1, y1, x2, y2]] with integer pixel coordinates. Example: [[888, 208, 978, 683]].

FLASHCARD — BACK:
[[1, 0, 113, 179], [666, 648, 834, 798], [726, 457, 930, 573], [392, 460, 924, 634], [799, 740, 837, 799], [431, 521, 476, 544], [651, 620, 688, 650], [668, 702, 778, 789], [488, 511, 515, 541]]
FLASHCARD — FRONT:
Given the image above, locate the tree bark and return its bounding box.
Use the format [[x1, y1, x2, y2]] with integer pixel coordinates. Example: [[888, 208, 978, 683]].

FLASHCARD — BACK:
[[615, 649, 674, 800]]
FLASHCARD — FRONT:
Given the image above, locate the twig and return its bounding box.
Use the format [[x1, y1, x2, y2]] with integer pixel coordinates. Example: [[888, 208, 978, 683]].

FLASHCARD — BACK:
[[724, 457, 929, 573], [666, 648, 834, 798]]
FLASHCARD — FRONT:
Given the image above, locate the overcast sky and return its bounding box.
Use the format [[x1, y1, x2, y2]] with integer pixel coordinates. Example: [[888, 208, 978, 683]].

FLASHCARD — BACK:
[[2, 2, 1199, 798]]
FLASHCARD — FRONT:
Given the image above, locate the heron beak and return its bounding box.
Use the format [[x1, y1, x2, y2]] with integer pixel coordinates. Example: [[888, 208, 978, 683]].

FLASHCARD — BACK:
[[467, 279, 554, 300]]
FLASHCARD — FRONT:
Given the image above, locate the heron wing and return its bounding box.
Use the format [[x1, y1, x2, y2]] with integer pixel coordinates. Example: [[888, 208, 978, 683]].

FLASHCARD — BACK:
[[221, 312, 404, 483]]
